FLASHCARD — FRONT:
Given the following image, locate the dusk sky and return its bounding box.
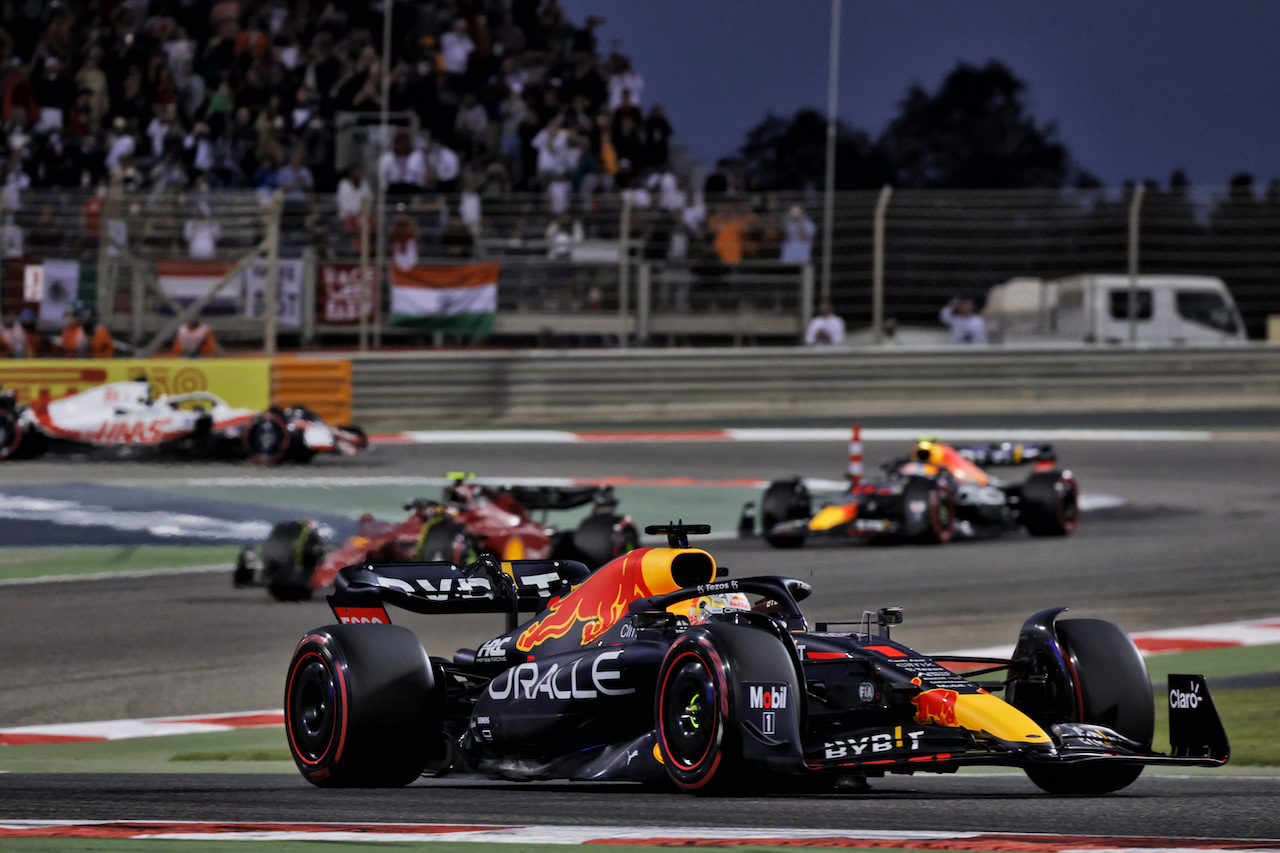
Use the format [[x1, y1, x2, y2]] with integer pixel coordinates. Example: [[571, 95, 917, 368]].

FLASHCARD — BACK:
[[560, 0, 1280, 189]]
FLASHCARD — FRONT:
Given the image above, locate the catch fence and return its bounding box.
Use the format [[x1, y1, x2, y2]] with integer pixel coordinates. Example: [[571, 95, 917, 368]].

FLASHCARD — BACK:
[[3, 183, 1278, 350]]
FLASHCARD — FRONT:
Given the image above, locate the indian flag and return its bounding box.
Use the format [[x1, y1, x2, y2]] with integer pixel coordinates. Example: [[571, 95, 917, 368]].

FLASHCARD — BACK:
[[391, 263, 498, 335]]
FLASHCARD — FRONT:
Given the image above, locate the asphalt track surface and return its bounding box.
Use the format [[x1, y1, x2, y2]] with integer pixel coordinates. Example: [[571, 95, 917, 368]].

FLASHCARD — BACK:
[[2, 432, 1280, 839]]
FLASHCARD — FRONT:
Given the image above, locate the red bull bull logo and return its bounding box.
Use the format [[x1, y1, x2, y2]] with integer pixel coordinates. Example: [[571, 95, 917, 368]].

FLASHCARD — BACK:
[[517, 548, 657, 652], [910, 677, 960, 727]]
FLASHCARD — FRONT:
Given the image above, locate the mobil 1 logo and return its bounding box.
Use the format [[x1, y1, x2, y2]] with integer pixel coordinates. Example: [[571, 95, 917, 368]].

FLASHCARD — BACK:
[[744, 682, 790, 738]]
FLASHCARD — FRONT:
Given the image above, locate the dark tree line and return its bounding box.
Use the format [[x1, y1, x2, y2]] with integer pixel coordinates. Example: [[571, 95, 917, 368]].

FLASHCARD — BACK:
[[739, 60, 1089, 192], [736, 60, 1280, 338]]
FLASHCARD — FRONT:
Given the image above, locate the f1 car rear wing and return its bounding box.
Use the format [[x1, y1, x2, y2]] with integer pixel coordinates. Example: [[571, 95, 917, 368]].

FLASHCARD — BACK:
[[495, 484, 619, 512], [953, 442, 1056, 466], [328, 556, 592, 630]]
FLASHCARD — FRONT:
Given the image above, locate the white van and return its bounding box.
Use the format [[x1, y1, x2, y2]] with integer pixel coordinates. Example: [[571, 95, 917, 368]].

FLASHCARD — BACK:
[[984, 274, 1247, 345]]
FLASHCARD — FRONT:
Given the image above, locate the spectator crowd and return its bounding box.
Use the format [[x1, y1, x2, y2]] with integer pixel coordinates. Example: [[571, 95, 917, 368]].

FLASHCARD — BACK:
[[0, 0, 821, 271]]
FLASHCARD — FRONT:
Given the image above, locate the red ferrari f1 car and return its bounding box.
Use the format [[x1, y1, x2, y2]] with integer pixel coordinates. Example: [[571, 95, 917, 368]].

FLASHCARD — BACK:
[[753, 439, 1079, 548], [235, 475, 640, 601], [282, 523, 1228, 794]]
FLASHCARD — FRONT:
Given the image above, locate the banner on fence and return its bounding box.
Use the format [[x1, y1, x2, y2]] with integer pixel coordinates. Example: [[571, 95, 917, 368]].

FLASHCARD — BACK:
[[319, 264, 377, 325], [0, 358, 270, 409], [391, 263, 498, 335], [156, 259, 302, 326], [243, 259, 303, 328]]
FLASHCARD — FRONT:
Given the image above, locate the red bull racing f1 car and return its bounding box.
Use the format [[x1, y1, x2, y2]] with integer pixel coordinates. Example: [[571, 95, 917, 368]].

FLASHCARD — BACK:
[[237, 475, 638, 601], [0, 379, 367, 465], [284, 524, 1227, 795], [754, 439, 1078, 547]]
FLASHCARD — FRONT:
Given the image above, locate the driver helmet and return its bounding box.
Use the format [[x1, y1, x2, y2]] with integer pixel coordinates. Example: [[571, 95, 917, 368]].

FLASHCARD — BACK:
[[671, 592, 751, 625]]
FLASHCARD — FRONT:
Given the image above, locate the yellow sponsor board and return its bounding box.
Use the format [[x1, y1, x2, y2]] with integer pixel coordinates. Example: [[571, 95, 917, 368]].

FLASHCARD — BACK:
[[0, 359, 270, 410]]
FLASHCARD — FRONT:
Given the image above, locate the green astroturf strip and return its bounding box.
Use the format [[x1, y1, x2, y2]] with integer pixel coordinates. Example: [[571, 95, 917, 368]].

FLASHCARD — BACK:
[[1144, 644, 1280, 682], [0, 546, 238, 582], [0, 728, 295, 774]]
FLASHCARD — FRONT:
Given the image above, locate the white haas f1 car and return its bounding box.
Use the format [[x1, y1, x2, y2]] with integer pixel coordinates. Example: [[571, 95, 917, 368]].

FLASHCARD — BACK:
[[0, 379, 367, 465], [283, 524, 1228, 794]]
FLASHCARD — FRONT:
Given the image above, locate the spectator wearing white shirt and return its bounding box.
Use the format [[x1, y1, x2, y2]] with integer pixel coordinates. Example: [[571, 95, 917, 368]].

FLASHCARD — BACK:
[[378, 131, 427, 195], [440, 18, 474, 90], [940, 296, 988, 345], [426, 140, 461, 193], [184, 203, 221, 259], [805, 301, 846, 346], [781, 205, 816, 263]]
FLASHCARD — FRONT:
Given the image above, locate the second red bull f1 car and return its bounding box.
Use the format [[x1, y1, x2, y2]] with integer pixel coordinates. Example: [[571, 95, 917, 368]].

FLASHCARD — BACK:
[[754, 439, 1079, 548], [283, 524, 1227, 795]]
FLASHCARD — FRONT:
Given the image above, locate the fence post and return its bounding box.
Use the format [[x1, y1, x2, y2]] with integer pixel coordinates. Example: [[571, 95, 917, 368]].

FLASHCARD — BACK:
[[358, 194, 371, 352], [618, 194, 632, 347], [301, 245, 316, 347], [800, 262, 815, 341], [129, 254, 146, 347], [872, 184, 893, 345], [263, 189, 283, 358], [636, 261, 651, 344], [1127, 183, 1146, 345]]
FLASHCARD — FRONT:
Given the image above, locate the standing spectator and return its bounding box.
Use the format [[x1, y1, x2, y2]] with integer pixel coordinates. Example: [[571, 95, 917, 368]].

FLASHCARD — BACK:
[[6, 309, 50, 358], [644, 105, 672, 170], [277, 147, 314, 204], [389, 212, 419, 271], [3, 152, 31, 212], [60, 309, 116, 359], [440, 18, 475, 91], [940, 296, 988, 345], [454, 92, 489, 159], [805, 301, 846, 346], [425, 138, 461, 193], [337, 163, 373, 232], [780, 205, 816, 263], [184, 202, 221, 259], [173, 316, 220, 357], [378, 130, 426, 195], [606, 55, 644, 111]]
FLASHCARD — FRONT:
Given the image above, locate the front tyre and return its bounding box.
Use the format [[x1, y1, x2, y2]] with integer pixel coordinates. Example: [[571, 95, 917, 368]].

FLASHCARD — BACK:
[[285, 624, 440, 787], [761, 479, 810, 549], [656, 622, 802, 795], [1024, 618, 1153, 795]]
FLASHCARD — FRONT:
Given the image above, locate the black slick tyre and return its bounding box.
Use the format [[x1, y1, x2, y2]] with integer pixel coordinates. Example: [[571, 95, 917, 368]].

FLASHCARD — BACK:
[[285, 623, 440, 787], [1024, 618, 1153, 795], [261, 521, 323, 601], [761, 479, 810, 549], [900, 476, 955, 544], [1020, 470, 1080, 536], [0, 411, 23, 460], [244, 410, 291, 466], [655, 622, 801, 795], [571, 513, 639, 567], [417, 517, 479, 565]]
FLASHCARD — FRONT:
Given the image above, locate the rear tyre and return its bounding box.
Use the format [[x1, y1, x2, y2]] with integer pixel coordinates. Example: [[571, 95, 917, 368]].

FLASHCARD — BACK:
[[761, 479, 810, 548], [656, 622, 801, 795], [571, 513, 640, 567], [900, 476, 955, 544], [1020, 470, 1080, 536], [285, 624, 440, 787], [1024, 618, 1153, 795], [244, 410, 291, 466], [417, 517, 479, 565], [262, 521, 323, 601]]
